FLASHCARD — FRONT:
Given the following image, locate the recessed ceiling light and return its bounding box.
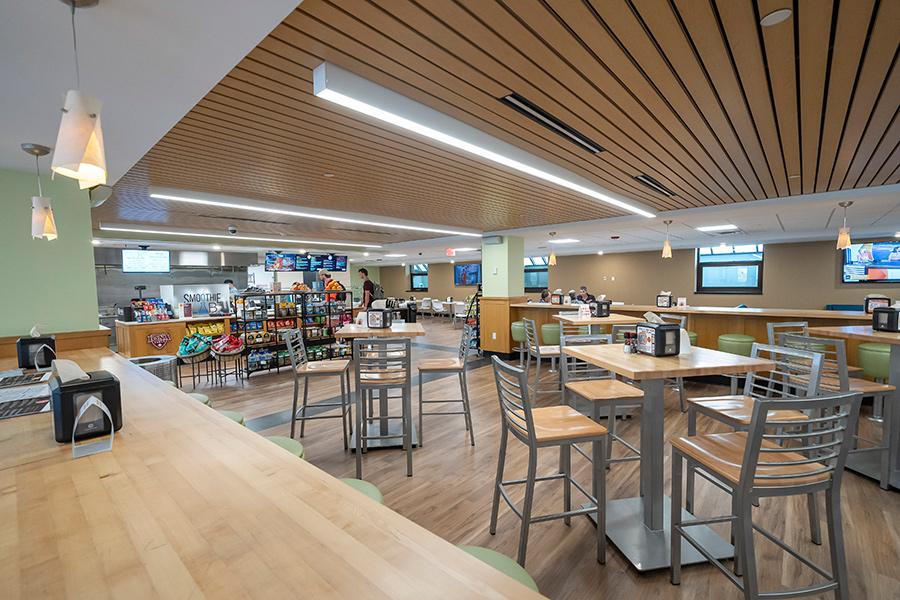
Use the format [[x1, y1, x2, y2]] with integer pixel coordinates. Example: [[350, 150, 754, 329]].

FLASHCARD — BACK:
[[401, 262, 406, 267], [450, 259, 456, 264], [313, 63, 655, 219], [91, 239, 101, 245], [98, 225, 381, 248], [384, 253, 407, 258], [696, 224, 738, 232], [597, 250, 604, 255], [148, 192, 482, 238], [323, 172, 335, 178], [760, 8, 792, 27], [363, 251, 370, 257], [548, 238, 580, 244]]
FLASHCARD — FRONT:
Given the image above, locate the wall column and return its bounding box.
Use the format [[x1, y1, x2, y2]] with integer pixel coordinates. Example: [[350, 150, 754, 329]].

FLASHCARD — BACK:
[[480, 235, 525, 353]]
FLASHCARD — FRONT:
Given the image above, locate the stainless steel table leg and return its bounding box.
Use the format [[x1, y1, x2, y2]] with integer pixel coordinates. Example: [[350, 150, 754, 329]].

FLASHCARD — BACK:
[[641, 378, 665, 531]]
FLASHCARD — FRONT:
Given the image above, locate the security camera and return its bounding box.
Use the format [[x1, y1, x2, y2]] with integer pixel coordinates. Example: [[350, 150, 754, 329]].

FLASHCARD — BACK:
[[227, 225, 238, 235], [418, 252, 423, 256]]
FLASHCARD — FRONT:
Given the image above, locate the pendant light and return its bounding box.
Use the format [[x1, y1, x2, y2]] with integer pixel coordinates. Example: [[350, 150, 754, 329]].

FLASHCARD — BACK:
[[23, 143, 58, 241], [836, 201, 853, 250], [661, 220, 673, 258], [51, 0, 107, 190], [548, 232, 557, 266]]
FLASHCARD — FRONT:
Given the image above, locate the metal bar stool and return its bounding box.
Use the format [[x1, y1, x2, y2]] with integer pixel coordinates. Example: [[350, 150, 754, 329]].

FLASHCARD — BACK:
[[671, 391, 861, 600], [659, 313, 690, 412], [418, 325, 476, 446], [489, 356, 607, 566], [522, 318, 560, 395], [354, 338, 413, 478], [284, 329, 352, 450]]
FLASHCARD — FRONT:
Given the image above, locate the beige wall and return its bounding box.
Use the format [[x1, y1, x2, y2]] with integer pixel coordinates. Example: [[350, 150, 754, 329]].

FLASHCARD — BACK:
[[378, 262, 479, 300], [545, 240, 900, 309]]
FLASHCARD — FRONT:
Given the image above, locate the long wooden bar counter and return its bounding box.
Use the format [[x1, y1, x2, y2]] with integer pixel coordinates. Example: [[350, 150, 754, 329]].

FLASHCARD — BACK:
[[0, 349, 544, 599]]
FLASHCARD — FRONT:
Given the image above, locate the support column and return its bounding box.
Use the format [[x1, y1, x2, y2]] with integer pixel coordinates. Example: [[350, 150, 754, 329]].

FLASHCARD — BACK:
[[480, 236, 525, 354]]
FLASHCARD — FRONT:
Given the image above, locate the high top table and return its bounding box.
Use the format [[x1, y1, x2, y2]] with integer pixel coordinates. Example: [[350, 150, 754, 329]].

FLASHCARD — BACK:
[[552, 313, 644, 334], [562, 344, 773, 571], [335, 322, 426, 450], [808, 325, 900, 490]]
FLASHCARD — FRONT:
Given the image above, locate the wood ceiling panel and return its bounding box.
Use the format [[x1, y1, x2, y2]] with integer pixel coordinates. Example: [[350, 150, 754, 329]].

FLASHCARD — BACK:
[[107, 0, 900, 242]]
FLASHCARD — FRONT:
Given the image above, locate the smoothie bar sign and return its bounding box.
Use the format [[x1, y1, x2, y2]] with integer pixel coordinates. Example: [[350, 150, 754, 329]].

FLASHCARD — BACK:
[[159, 284, 230, 316]]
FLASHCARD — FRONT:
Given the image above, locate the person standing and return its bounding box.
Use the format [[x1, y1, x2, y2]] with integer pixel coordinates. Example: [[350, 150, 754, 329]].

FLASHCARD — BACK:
[[359, 268, 375, 309]]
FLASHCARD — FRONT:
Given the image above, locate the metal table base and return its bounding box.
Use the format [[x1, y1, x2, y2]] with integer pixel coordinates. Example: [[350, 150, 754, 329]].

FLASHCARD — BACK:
[[845, 452, 900, 489], [350, 421, 418, 451]]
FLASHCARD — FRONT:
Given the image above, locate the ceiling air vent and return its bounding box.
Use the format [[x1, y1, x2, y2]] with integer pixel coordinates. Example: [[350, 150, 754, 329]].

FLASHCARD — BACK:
[[634, 174, 676, 197], [500, 93, 603, 154]]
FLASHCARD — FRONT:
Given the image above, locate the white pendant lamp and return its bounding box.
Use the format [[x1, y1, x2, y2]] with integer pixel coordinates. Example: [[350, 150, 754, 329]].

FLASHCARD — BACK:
[[836, 201, 853, 250], [51, 0, 107, 190], [23, 143, 58, 241], [548, 232, 557, 266], [662, 220, 673, 258]]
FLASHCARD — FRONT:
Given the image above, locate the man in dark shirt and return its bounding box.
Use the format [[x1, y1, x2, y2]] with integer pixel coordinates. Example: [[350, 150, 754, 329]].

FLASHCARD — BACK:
[[577, 285, 596, 303], [359, 268, 375, 309]]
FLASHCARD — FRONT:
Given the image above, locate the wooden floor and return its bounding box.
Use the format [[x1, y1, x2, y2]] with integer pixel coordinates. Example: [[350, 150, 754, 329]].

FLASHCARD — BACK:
[[190, 320, 900, 599]]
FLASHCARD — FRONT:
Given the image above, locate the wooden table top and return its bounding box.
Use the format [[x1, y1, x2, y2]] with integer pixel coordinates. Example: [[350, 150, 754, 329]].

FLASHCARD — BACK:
[[0, 349, 543, 599], [563, 344, 774, 380], [335, 322, 426, 338], [553, 313, 644, 325], [611, 304, 871, 320], [808, 325, 900, 345]]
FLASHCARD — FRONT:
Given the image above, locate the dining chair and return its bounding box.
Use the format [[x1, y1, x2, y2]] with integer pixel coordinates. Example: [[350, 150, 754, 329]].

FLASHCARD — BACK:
[[522, 318, 560, 395], [418, 325, 476, 446], [431, 299, 446, 319]]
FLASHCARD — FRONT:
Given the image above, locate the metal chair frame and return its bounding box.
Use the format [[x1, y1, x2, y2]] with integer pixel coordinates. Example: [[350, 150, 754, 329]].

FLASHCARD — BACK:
[[522, 318, 560, 395], [418, 325, 476, 446], [658, 313, 691, 412]]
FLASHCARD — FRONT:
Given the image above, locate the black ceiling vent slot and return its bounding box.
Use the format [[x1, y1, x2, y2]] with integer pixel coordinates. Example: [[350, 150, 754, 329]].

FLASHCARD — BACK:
[[500, 92, 604, 154], [634, 174, 676, 197]]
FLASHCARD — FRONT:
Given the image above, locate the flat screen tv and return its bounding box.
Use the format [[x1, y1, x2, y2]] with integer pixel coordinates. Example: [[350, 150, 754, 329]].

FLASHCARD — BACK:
[[454, 263, 481, 286], [122, 249, 170, 273], [265, 252, 296, 272], [842, 242, 900, 283]]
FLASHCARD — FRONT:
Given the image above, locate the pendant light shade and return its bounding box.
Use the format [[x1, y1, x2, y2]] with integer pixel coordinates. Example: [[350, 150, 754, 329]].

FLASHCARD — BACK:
[[836, 201, 853, 250], [51, 90, 106, 189], [32, 196, 58, 241], [548, 251, 557, 266], [661, 220, 673, 258]]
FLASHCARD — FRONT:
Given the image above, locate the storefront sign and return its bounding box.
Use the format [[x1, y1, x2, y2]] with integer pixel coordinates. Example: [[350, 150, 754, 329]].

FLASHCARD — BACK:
[[147, 332, 172, 350], [160, 284, 230, 316]]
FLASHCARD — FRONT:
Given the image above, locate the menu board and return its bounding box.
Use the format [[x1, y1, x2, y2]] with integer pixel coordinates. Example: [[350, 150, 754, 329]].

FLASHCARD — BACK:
[[264, 252, 347, 272], [294, 255, 311, 272], [122, 249, 171, 273], [265, 253, 295, 272]]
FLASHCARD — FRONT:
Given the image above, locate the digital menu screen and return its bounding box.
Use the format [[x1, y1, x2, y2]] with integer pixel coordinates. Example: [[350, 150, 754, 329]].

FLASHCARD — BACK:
[[294, 255, 310, 272], [334, 255, 348, 272], [122, 249, 171, 273], [842, 242, 900, 283], [265, 253, 296, 272], [264, 253, 347, 272]]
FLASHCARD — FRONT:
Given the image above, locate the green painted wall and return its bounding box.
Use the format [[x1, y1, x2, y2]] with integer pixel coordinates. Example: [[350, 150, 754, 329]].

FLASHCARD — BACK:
[[0, 168, 99, 336], [482, 235, 524, 297]]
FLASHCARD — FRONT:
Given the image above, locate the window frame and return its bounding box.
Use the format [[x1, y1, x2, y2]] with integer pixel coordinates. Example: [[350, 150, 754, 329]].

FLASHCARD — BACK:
[[695, 245, 764, 295], [524, 256, 549, 293], [409, 263, 429, 292]]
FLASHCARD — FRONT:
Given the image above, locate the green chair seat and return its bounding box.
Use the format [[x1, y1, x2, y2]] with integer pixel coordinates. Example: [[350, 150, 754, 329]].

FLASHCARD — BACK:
[[717, 333, 755, 357], [188, 392, 211, 406], [510, 321, 526, 344], [459, 546, 539, 592], [340, 478, 385, 504], [267, 435, 305, 459], [218, 410, 245, 426], [859, 343, 891, 380], [164, 380, 177, 386], [687, 331, 698, 346], [540, 323, 561, 346]]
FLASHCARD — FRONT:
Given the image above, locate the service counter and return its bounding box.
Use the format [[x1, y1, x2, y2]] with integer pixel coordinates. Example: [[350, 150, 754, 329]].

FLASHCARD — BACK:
[[114, 315, 231, 357]]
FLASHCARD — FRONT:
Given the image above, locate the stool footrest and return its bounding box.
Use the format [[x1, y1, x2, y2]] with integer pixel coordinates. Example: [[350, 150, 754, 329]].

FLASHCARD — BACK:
[[422, 410, 468, 416]]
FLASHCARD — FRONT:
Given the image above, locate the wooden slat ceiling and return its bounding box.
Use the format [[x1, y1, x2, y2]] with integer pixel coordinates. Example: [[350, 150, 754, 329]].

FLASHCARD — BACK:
[[100, 0, 900, 244]]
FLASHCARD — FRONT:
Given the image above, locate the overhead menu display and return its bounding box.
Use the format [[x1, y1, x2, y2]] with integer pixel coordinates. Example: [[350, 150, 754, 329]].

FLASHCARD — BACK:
[[265, 252, 347, 272], [122, 249, 171, 273]]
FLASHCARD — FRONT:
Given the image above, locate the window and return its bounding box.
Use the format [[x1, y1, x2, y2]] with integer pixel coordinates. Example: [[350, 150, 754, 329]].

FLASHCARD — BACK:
[[410, 263, 428, 291], [524, 256, 549, 292], [696, 244, 764, 294]]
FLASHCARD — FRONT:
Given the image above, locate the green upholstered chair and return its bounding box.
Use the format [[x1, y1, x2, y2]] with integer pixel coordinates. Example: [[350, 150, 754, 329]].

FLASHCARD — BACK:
[[540, 323, 561, 346], [718, 334, 755, 394], [340, 478, 385, 504], [859, 343, 891, 381], [266, 435, 305, 459], [188, 392, 211, 406], [218, 410, 245, 426], [458, 546, 539, 593], [511, 321, 527, 366]]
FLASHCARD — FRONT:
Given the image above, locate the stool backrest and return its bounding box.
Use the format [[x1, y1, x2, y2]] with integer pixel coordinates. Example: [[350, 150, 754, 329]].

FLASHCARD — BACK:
[[780, 334, 850, 393], [421, 298, 432, 311], [522, 318, 539, 350], [744, 343, 823, 400], [766, 321, 809, 346], [610, 324, 636, 343], [560, 333, 613, 384], [557, 311, 588, 337], [738, 391, 861, 495], [432, 300, 444, 312], [458, 325, 476, 364], [659, 313, 687, 328], [283, 328, 308, 369], [491, 355, 536, 446], [353, 338, 411, 388]]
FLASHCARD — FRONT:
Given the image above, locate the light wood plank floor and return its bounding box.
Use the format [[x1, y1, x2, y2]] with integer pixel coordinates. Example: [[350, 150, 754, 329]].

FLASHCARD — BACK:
[[188, 320, 900, 599]]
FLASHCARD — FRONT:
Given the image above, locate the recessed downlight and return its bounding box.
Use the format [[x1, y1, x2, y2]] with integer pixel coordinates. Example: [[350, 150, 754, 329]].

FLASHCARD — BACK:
[[760, 8, 792, 27], [597, 250, 604, 255], [696, 224, 738, 232], [323, 172, 335, 178]]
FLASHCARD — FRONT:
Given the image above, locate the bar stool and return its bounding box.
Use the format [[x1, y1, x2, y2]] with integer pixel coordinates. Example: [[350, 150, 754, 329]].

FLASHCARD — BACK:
[[511, 321, 527, 366], [266, 435, 305, 458], [660, 313, 691, 412], [859, 343, 891, 422], [354, 338, 413, 478], [718, 333, 755, 393], [284, 329, 352, 450], [489, 356, 607, 566], [522, 318, 560, 394], [458, 546, 539, 593], [418, 325, 476, 446], [671, 391, 861, 600], [560, 333, 643, 473], [189, 392, 211, 406]]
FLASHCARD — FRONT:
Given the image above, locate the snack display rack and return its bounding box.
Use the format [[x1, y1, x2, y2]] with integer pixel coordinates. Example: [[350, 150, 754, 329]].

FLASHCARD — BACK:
[[465, 292, 482, 356], [233, 290, 353, 377]]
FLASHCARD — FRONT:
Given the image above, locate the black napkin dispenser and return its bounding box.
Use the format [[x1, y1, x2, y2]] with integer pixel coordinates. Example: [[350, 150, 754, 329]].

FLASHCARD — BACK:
[[366, 308, 392, 329], [656, 294, 673, 308], [872, 307, 900, 333], [49, 370, 123, 444], [594, 300, 611, 317], [17, 336, 56, 370], [635, 322, 680, 356]]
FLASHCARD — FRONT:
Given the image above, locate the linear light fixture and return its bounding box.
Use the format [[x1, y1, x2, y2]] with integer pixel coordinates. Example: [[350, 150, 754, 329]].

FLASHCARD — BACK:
[[148, 192, 481, 238], [384, 253, 407, 258], [453, 247, 478, 252], [634, 174, 676, 197], [98, 225, 382, 248], [500, 93, 603, 154], [696, 224, 738, 232], [313, 63, 654, 219], [547, 238, 580, 244]]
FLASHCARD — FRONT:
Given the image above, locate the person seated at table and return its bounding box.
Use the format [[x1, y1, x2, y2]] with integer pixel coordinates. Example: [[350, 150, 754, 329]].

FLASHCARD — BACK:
[[539, 289, 551, 303], [577, 285, 596, 303], [568, 289, 579, 303]]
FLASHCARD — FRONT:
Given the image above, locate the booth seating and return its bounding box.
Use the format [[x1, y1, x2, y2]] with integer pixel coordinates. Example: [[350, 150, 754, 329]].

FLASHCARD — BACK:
[[266, 435, 305, 459], [718, 333, 755, 393], [511, 321, 527, 366], [418, 326, 477, 447], [522, 319, 561, 394], [490, 356, 607, 566], [458, 546, 539, 593], [219, 410, 245, 425]]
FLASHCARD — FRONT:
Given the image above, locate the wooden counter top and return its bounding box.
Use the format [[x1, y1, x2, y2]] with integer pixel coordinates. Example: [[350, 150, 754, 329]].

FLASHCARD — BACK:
[[335, 322, 426, 338], [0, 349, 543, 599], [609, 304, 871, 320], [808, 325, 900, 345], [114, 315, 232, 327]]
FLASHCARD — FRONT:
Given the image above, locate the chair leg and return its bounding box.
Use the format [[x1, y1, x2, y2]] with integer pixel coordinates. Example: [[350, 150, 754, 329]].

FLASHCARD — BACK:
[[732, 493, 743, 576], [686, 407, 698, 514], [289, 375, 299, 438], [670, 450, 682, 584], [299, 377, 310, 437], [346, 371, 353, 436], [355, 388, 363, 479], [339, 374, 349, 451], [739, 496, 759, 600], [533, 358, 542, 394], [418, 371, 425, 448], [677, 377, 687, 412], [880, 394, 892, 490], [807, 492, 822, 545], [461, 371, 475, 446], [404, 384, 413, 477], [607, 404, 616, 466], [826, 486, 850, 600], [593, 438, 606, 564], [517, 447, 538, 566], [490, 426, 508, 535], [560, 444, 571, 525]]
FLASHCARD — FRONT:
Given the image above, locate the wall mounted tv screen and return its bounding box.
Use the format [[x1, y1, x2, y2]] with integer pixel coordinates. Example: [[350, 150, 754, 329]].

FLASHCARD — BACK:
[[842, 242, 900, 283], [122, 249, 170, 273], [264, 252, 347, 272], [454, 263, 481, 286]]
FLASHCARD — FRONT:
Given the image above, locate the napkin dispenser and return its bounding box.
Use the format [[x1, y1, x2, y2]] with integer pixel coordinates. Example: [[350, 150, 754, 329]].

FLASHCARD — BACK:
[[635, 322, 680, 356], [865, 296, 891, 314], [366, 308, 392, 329], [550, 293, 563, 305], [17, 336, 56, 370], [594, 300, 611, 317], [872, 307, 900, 332], [49, 370, 122, 444], [656, 293, 673, 308]]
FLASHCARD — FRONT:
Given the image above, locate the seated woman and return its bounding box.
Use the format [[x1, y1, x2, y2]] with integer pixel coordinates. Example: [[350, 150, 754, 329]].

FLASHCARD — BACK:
[[539, 289, 551, 303]]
